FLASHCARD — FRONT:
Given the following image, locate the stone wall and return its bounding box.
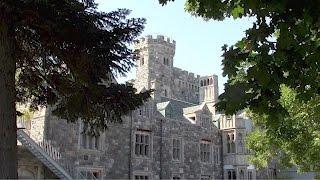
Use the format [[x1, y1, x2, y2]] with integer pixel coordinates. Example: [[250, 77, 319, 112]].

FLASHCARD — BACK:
[[44, 99, 223, 179]]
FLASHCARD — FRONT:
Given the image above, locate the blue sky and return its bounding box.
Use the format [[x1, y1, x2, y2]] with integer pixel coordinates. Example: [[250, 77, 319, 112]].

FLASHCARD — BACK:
[[96, 0, 254, 93]]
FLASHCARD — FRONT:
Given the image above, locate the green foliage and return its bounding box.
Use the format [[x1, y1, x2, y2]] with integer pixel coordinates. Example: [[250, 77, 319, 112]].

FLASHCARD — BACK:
[[158, 0, 320, 118], [158, 0, 320, 172], [1, 0, 152, 133], [246, 85, 320, 173], [20, 109, 34, 121]]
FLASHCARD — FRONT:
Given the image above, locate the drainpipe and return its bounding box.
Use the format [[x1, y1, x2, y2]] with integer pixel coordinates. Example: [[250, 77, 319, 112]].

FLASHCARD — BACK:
[[128, 111, 133, 179], [159, 118, 163, 179]]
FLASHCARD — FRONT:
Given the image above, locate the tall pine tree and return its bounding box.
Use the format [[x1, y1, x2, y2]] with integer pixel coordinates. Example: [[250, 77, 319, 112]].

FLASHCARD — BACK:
[[0, 0, 151, 178]]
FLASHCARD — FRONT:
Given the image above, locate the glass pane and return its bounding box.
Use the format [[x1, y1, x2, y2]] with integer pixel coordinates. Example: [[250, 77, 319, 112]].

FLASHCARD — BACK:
[[88, 136, 93, 149], [145, 145, 149, 156], [135, 144, 140, 155], [139, 144, 143, 155], [145, 135, 149, 144]]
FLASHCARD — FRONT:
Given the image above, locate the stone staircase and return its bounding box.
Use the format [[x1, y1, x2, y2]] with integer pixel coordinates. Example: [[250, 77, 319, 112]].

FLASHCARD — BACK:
[[17, 129, 73, 180]]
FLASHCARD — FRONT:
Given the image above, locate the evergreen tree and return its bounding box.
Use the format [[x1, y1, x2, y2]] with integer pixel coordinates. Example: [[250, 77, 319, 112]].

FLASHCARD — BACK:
[[0, 0, 151, 178]]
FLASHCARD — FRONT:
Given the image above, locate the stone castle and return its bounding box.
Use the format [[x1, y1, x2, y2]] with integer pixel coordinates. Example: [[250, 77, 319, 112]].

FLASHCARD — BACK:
[[17, 35, 279, 179]]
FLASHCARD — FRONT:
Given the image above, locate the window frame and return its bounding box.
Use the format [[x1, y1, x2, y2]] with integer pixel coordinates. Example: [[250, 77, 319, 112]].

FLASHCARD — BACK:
[[79, 122, 102, 151], [200, 140, 212, 163], [134, 130, 152, 158], [172, 137, 182, 162]]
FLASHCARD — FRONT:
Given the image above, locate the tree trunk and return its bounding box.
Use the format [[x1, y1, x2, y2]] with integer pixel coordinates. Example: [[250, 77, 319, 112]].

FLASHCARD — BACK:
[[0, 19, 17, 178]]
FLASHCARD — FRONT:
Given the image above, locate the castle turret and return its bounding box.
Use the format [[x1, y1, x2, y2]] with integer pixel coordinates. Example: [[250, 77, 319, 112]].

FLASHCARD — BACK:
[[134, 35, 176, 101], [199, 75, 219, 114]]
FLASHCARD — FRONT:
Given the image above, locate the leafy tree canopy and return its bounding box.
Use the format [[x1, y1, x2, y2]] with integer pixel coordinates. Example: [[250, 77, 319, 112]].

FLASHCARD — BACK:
[[159, 0, 320, 121], [158, 0, 320, 173], [246, 85, 320, 173]]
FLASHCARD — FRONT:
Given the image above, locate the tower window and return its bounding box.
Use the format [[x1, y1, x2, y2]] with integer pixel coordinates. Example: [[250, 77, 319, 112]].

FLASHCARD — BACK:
[[140, 57, 144, 66], [163, 57, 170, 66]]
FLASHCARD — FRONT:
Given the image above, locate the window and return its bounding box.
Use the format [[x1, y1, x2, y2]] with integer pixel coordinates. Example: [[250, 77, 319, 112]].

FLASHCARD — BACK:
[[80, 124, 100, 150], [163, 57, 169, 66], [231, 134, 235, 153], [226, 170, 236, 180], [238, 141, 244, 153], [200, 140, 211, 163], [172, 176, 181, 180], [172, 138, 181, 161], [248, 171, 253, 180], [227, 135, 231, 153], [201, 175, 211, 180], [214, 147, 220, 164], [239, 169, 245, 179], [135, 175, 149, 180], [226, 115, 232, 127], [135, 131, 150, 157], [226, 133, 235, 153], [78, 169, 101, 179]]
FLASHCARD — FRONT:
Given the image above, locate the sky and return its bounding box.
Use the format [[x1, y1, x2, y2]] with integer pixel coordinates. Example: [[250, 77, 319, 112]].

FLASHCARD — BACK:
[[96, 0, 254, 94]]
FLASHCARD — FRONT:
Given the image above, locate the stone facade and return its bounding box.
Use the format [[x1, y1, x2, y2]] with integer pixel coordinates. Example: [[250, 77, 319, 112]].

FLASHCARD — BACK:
[[19, 34, 276, 180]]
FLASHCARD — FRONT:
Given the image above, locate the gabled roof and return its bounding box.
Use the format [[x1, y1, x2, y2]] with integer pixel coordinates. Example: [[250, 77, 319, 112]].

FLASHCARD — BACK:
[[156, 101, 170, 111], [182, 102, 207, 115]]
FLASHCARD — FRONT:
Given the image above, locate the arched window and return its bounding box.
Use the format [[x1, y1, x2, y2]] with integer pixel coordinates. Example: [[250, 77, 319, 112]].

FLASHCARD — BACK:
[[163, 57, 166, 65], [164, 89, 167, 97], [210, 78, 213, 85], [227, 134, 231, 153], [207, 79, 210, 85], [231, 141, 236, 153], [239, 169, 245, 179], [200, 80, 203, 86], [228, 171, 232, 180], [140, 57, 144, 66]]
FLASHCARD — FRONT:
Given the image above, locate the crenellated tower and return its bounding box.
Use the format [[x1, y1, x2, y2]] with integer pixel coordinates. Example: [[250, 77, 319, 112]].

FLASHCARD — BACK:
[[134, 35, 176, 101]]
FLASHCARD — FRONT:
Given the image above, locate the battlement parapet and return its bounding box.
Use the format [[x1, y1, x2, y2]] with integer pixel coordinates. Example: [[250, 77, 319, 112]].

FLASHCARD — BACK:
[[136, 34, 176, 47], [173, 67, 200, 82]]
